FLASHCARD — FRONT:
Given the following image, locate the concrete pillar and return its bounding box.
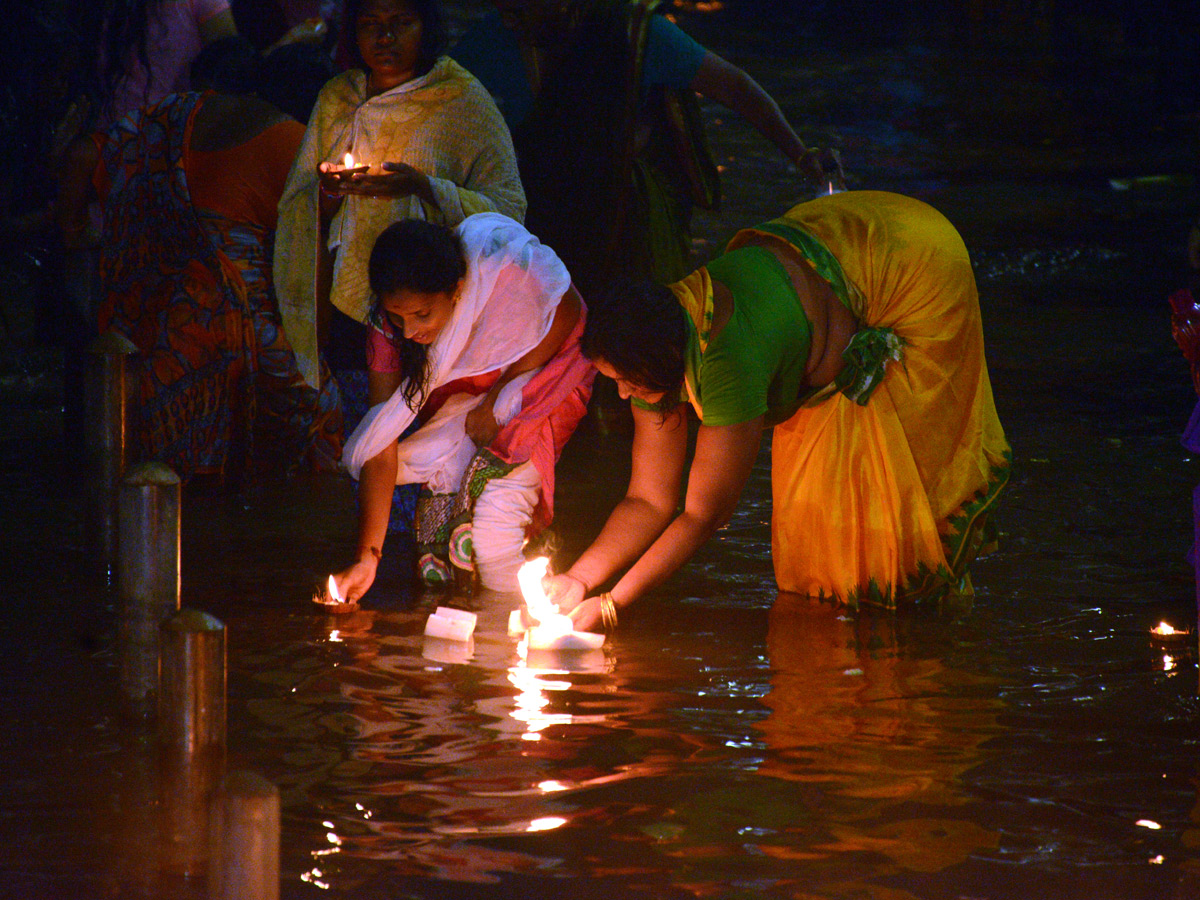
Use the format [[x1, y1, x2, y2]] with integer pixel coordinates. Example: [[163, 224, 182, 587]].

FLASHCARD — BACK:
[[159, 609, 226, 877], [118, 461, 181, 718], [85, 330, 137, 575], [209, 771, 280, 900]]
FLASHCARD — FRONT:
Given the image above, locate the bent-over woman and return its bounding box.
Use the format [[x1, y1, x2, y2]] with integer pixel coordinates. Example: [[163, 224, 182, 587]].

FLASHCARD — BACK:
[[545, 190, 1011, 630], [330, 214, 594, 601]]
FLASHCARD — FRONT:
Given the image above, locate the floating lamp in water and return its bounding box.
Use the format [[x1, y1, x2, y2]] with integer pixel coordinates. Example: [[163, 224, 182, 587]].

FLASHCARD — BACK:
[[424, 606, 477, 642], [423, 634, 474, 665], [514, 557, 604, 651], [1150, 621, 1189, 641]]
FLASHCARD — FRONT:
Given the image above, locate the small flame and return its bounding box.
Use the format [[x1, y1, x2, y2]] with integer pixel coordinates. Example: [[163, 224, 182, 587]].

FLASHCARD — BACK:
[[343, 152, 355, 169], [827, 179, 834, 195], [517, 556, 551, 616], [1150, 621, 1184, 637], [327, 574, 344, 604], [517, 557, 573, 638]]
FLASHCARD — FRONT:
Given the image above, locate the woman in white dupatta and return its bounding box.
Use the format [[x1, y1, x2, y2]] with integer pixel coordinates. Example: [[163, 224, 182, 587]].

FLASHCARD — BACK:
[[327, 213, 594, 603]]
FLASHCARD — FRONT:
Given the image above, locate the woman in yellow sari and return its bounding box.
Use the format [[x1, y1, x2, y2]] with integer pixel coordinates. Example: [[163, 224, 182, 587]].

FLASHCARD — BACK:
[[545, 191, 1011, 630]]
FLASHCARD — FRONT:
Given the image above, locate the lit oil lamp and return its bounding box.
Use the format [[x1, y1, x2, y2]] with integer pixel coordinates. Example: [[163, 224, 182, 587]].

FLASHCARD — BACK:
[[332, 151, 369, 180], [513, 557, 604, 651], [312, 574, 359, 612], [1149, 620, 1190, 642]]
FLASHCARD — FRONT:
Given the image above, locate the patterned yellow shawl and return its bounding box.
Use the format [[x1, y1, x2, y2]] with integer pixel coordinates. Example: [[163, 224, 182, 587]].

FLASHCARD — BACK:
[[273, 58, 526, 387]]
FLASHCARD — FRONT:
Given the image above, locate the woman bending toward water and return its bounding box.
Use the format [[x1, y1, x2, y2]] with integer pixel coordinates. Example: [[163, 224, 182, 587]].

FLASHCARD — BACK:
[[327, 215, 594, 602], [545, 190, 1011, 631]]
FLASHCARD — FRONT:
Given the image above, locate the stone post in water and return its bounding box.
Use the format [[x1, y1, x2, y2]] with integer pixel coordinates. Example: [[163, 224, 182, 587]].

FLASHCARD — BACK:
[[159, 609, 227, 878], [84, 330, 137, 576], [118, 461, 180, 718], [209, 771, 280, 900]]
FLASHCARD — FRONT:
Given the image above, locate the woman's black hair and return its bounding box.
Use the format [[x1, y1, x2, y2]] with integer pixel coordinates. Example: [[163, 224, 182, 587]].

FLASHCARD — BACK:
[[367, 218, 466, 409], [340, 0, 447, 78], [582, 278, 687, 404], [189, 36, 260, 95], [257, 42, 337, 123], [97, 0, 168, 119]]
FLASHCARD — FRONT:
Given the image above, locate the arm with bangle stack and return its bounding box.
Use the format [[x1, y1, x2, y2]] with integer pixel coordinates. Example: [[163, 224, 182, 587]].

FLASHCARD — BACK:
[[545, 402, 762, 632]]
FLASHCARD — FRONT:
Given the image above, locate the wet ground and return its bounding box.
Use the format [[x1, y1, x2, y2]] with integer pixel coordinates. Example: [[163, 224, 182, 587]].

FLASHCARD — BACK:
[[4, 4, 1200, 898]]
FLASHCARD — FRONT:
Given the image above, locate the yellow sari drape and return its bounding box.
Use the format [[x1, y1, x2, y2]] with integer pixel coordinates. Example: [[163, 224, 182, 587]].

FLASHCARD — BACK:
[[724, 191, 1011, 611]]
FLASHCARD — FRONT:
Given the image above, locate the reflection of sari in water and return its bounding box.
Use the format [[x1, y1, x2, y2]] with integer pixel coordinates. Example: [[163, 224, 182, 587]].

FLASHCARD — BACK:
[[97, 91, 341, 481], [753, 594, 1001, 876]]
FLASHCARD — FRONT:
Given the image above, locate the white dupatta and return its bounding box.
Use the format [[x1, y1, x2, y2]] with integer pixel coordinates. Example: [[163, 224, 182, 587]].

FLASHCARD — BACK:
[[342, 213, 570, 478]]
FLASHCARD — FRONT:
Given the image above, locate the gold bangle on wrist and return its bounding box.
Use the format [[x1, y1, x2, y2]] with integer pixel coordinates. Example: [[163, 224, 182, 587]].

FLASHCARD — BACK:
[[599, 592, 618, 632]]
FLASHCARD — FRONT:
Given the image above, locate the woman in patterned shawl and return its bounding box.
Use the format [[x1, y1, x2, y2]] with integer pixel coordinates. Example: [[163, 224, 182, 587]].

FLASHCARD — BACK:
[[272, 0, 525, 399], [544, 191, 1012, 631]]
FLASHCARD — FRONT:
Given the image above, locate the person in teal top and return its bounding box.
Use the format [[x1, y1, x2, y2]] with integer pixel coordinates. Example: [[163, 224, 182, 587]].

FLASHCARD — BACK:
[[452, 4, 708, 130], [543, 191, 1011, 629], [450, 0, 830, 294]]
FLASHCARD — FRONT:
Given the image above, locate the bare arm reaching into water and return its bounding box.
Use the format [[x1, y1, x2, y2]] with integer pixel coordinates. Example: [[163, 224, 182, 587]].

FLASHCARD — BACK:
[[547, 403, 764, 632], [327, 368, 403, 605]]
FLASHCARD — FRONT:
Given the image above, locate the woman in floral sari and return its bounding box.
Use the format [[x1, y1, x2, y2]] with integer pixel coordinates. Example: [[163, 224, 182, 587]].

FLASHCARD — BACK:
[[96, 41, 341, 483]]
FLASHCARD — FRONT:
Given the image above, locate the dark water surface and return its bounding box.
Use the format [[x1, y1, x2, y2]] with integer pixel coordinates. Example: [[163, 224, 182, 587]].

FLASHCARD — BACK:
[[4, 4, 1200, 898]]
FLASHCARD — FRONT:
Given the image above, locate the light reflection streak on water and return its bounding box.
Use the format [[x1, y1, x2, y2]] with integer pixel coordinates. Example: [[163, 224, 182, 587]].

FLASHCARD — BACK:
[[526, 816, 567, 832], [256, 612, 709, 880], [300, 867, 331, 890], [507, 665, 576, 739]]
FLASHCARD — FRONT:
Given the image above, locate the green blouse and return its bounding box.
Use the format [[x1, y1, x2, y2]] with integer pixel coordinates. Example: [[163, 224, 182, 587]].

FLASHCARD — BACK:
[[683, 244, 814, 426], [633, 216, 904, 424]]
